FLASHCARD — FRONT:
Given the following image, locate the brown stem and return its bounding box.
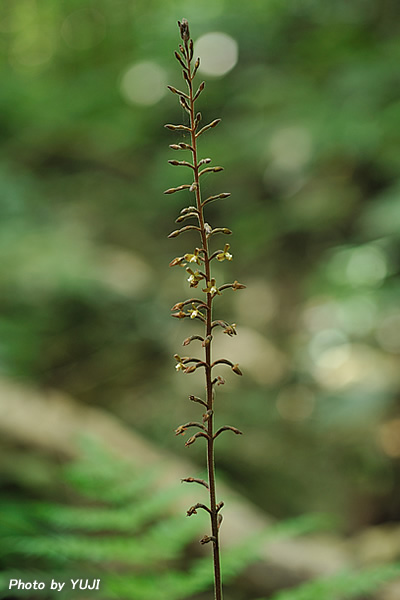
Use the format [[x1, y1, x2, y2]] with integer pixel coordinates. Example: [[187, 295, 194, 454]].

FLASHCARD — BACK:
[[186, 43, 223, 600]]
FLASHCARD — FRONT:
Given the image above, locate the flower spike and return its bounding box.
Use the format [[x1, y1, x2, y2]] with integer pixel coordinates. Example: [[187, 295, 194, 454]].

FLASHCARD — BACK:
[[165, 19, 244, 600]]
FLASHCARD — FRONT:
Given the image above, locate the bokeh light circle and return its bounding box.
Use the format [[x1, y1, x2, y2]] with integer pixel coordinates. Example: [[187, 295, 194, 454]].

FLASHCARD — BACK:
[[120, 61, 167, 106], [195, 32, 238, 77]]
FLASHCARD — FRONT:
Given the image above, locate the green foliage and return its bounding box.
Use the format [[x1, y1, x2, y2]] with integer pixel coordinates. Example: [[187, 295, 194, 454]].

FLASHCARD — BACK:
[[263, 563, 400, 600], [0, 440, 335, 600], [0, 440, 206, 599]]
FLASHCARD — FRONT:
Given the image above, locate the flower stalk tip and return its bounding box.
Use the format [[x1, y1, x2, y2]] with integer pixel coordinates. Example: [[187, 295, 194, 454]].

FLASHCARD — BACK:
[[178, 18, 190, 42]]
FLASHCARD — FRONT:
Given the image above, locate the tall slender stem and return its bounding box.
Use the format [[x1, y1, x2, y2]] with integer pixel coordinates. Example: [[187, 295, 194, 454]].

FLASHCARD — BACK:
[[186, 45, 223, 600], [167, 20, 244, 600]]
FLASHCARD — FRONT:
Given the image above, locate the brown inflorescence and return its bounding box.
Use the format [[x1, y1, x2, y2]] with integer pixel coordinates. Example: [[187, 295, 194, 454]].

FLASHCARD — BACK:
[[165, 19, 246, 600]]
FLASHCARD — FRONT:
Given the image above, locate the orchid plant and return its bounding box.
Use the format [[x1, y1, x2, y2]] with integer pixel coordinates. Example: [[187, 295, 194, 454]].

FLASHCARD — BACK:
[[165, 18, 246, 600]]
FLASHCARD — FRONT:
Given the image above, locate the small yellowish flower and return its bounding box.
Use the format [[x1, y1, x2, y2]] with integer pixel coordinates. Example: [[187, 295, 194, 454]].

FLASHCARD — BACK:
[[223, 323, 237, 336], [174, 354, 186, 371], [169, 256, 186, 267], [216, 244, 233, 262], [184, 248, 201, 265], [203, 278, 221, 297], [186, 267, 202, 288], [188, 303, 204, 319]]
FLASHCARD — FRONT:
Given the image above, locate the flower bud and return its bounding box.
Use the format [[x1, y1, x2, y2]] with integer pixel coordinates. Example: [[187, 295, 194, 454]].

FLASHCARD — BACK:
[[178, 18, 190, 42], [199, 535, 214, 545], [167, 85, 188, 98], [169, 257, 186, 267], [164, 184, 191, 194], [165, 123, 190, 131], [193, 58, 200, 77], [180, 96, 190, 112], [180, 205, 197, 214], [232, 280, 246, 290], [174, 51, 186, 70], [194, 81, 205, 101], [171, 301, 184, 310], [189, 395, 207, 407], [171, 310, 186, 319], [231, 364, 243, 376]]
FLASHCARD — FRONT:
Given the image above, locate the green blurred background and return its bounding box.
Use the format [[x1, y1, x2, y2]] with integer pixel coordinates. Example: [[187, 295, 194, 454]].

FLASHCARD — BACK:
[[1, 0, 400, 597]]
